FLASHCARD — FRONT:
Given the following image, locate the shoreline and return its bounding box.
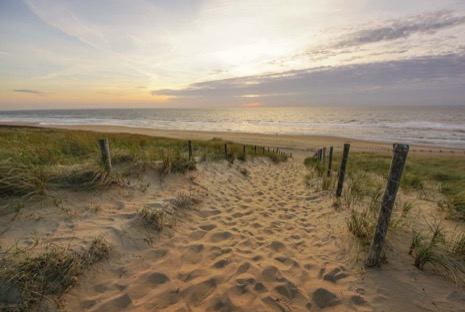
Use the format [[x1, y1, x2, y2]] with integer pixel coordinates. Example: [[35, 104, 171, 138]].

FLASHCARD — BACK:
[[1, 121, 464, 154]]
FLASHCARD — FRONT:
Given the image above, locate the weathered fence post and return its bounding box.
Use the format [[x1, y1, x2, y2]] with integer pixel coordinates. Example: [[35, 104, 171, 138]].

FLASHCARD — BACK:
[[243, 145, 246, 158], [98, 138, 112, 172], [366, 143, 409, 267], [263, 147, 265, 154], [254, 145, 257, 154], [224, 144, 228, 158], [322, 147, 326, 166], [188, 140, 193, 160], [327, 146, 333, 177], [336, 143, 350, 197]]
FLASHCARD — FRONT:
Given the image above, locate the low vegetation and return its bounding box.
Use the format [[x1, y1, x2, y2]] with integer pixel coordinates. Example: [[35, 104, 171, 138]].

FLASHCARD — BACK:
[[0, 126, 284, 213], [409, 224, 465, 285], [139, 206, 165, 231], [0, 237, 111, 310], [170, 192, 202, 210], [304, 148, 465, 283]]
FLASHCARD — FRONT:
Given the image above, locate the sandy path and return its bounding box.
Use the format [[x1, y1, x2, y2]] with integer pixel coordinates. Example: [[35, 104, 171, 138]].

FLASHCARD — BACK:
[[62, 153, 365, 311]]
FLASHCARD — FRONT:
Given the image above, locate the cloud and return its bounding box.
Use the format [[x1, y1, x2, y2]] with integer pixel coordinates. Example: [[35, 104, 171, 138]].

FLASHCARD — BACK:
[[152, 53, 465, 106], [294, 10, 465, 64], [334, 11, 465, 49], [13, 89, 48, 96]]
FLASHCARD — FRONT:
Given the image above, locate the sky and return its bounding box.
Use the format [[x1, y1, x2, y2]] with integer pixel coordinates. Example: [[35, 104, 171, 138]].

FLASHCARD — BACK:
[[1, 0, 465, 110]]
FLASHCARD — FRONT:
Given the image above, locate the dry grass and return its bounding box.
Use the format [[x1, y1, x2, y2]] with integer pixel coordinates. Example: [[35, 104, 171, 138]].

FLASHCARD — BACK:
[[0, 237, 111, 310], [160, 149, 196, 176], [409, 224, 465, 285], [0, 160, 48, 200], [170, 192, 202, 210], [49, 165, 121, 191], [139, 206, 165, 231]]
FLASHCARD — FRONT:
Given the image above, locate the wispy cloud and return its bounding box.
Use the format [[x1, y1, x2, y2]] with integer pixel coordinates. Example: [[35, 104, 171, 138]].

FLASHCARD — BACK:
[[333, 10, 465, 49], [13, 89, 48, 96], [0, 51, 10, 56]]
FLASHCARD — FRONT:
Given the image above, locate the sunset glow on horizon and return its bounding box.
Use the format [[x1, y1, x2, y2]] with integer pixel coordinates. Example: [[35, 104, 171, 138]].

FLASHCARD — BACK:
[[1, 0, 465, 110]]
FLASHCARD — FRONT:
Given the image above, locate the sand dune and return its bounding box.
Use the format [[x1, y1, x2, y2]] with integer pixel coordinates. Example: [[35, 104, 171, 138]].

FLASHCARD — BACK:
[[2, 146, 465, 311], [57, 154, 364, 311]]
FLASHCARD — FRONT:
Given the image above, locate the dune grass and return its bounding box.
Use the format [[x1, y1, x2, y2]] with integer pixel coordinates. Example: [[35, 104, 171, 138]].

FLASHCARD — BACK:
[[305, 148, 465, 284], [139, 206, 165, 231], [409, 224, 465, 285], [170, 192, 202, 210], [0, 126, 284, 212], [322, 151, 465, 219], [0, 237, 110, 310]]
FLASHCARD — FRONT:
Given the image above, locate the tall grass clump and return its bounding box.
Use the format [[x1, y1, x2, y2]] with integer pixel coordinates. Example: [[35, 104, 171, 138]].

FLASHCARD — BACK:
[[347, 205, 377, 246], [0, 160, 49, 200], [451, 191, 465, 218], [265, 151, 288, 163], [139, 206, 165, 231], [49, 165, 121, 191], [170, 192, 202, 210], [0, 238, 110, 310], [409, 224, 465, 285], [160, 149, 196, 176]]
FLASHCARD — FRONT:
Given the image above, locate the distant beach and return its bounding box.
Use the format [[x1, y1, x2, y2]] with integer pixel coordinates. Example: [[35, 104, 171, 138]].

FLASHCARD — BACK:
[[1, 105, 464, 148]]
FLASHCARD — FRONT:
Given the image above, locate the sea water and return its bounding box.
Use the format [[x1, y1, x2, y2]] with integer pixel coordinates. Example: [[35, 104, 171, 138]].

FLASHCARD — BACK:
[[1, 105, 464, 148]]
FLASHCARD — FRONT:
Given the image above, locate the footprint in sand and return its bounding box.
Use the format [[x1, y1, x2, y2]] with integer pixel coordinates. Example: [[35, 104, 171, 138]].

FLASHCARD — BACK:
[[181, 278, 218, 306], [93, 293, 132, 312], [199, 224, 216, 231], [209, 231, 233, 243], [189, 230, 207, 240], [198, 209, 221, 218], [146, 272, 170, 286], [181, 244, 204, 264], [177, 268, 207, 283], [208, 246, 233, 260], [212, 258, 231, 269], [270, 240, 286, 253]]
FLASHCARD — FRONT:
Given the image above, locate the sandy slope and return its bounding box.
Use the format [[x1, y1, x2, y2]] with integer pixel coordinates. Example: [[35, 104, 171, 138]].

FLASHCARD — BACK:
[[57, 153, 361, 312], [2, 151, 465, 311]]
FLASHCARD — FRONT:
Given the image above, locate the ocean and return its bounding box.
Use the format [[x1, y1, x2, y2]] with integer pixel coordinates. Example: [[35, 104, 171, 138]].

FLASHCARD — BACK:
[[1, 105, 464, 148]]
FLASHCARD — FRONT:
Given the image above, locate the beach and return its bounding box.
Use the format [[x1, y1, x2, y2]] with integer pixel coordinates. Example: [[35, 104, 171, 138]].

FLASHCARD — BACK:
[[3, 121, 464, 155], [1, 124, 465, 311]]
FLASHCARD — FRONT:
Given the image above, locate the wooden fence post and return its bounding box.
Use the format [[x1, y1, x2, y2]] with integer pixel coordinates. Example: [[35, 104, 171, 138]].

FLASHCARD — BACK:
[[366, 143, 409, 267], [224, 144, 228, 158], [243, 145, 246, 158], [263, 147, 265, 154], [336, 143, 350, 197], [322, 147, 326, 166], [98, 138, 112, 172], [327, 146, 333, 177], [188, 140, 193, 160]]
